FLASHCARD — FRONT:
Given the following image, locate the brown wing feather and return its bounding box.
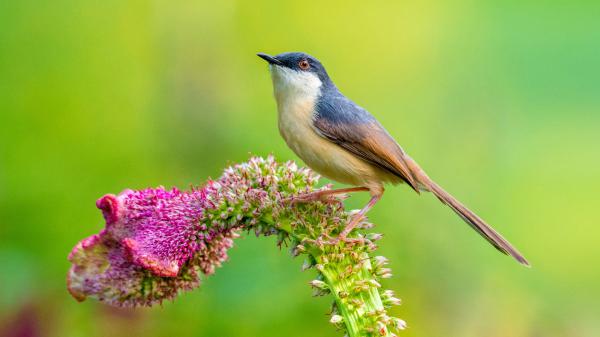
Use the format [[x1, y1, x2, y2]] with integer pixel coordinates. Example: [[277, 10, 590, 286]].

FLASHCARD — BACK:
[[313, 116, 529, 265], [313, 119, 420, 192]]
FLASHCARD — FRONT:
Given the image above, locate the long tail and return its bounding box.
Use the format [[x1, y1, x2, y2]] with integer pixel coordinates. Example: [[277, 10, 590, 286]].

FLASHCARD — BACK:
[[405, 158, 530, 266]]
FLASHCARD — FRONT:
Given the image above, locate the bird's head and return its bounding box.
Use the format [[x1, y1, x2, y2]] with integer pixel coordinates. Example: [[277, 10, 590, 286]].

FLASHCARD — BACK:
[[257, 52, 332, 100]]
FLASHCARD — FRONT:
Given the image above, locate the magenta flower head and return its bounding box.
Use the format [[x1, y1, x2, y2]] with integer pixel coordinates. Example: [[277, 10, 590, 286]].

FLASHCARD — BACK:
[[67, 185, 237, 307], [66, 156, 314, 307]]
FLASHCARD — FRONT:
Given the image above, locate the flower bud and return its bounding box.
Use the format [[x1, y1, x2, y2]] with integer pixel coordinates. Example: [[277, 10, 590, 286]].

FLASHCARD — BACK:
[[309, 279, 329, 290], [329, 315, 343, 324], [392, 317, 407, 330], [366, 233, 383, 241], [373, 256, 388, 268]]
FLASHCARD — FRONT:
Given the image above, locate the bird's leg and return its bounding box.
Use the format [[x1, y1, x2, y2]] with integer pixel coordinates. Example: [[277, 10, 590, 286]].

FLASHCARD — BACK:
[[289, 186, 369, 204], [337, 193, 382, 242]]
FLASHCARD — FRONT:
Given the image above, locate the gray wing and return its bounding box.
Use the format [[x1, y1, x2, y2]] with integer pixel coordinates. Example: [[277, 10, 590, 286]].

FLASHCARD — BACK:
[[314, 94, 530, 265], [313, 94, 420, 192]]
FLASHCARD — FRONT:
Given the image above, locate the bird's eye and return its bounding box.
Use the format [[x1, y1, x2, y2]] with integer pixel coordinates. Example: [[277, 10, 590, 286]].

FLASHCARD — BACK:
[[298, 59, 310, 70]]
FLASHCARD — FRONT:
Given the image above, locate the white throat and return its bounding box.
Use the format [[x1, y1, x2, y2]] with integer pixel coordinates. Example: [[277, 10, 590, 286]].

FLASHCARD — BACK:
[[269, 65, 323, 109], [268, 65, 325, 174]]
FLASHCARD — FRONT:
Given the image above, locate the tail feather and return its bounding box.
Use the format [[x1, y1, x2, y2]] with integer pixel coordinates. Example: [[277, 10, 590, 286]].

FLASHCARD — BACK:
[[428, 181, 529, 266], [404, 158, 529, 266]]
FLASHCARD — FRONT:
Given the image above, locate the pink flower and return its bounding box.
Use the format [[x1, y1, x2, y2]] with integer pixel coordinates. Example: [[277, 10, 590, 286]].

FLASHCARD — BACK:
[[67, 156, 318, 307], [67, 186, 238, 307]]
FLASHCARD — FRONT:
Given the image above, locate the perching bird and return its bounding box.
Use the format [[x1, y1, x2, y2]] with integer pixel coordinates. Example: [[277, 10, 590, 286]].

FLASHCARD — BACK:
[[257, 52, 529, 266]]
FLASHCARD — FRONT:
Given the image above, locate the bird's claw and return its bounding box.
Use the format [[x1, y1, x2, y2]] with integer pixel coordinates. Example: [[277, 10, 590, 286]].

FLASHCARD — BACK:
[[284, 192, 326, 205], [321, 234, 365, 246]]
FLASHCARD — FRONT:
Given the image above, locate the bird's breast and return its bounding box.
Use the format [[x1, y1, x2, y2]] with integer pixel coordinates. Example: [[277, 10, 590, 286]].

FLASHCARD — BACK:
[[276, 93, 321, 160], [275, 95, 393, 188]]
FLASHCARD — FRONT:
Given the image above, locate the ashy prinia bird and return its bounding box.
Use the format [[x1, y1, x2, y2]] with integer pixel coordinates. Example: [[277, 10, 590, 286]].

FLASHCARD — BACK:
[[257, 51, 529, 266]]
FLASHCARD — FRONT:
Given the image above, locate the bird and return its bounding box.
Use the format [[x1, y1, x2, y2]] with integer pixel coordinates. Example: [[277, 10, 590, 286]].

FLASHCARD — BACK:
[[257, 51, 529, 266]]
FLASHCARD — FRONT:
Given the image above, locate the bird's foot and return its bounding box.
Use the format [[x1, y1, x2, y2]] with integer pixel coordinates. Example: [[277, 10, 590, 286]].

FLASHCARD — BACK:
[[321, 213, 367, 245], [284, 191, 328, 205], [284, 186, 367, 205], [321, 233, 366, 246]]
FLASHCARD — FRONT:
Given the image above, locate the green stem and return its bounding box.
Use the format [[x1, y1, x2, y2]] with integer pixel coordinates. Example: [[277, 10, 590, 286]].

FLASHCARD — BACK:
[[274, 208, 403, 336], [318, 251, 391, 337]]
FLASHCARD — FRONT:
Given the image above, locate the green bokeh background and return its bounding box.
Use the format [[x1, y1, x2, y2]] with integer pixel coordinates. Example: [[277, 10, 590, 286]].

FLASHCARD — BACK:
[[1, 1, 599, 336]]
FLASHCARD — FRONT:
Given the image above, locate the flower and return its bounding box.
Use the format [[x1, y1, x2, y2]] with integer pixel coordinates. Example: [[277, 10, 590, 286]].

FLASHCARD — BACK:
[[330, 314, 344, 324], [98, 188, 209, 277], [68, 186, 238, 306], [67, 156, 318, 307], [67, 156, 406, 336], [67, 232, 202, 307]]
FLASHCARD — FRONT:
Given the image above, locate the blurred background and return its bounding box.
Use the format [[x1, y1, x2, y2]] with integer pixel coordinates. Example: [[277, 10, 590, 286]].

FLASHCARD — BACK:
[[1, 1, 599, 336]]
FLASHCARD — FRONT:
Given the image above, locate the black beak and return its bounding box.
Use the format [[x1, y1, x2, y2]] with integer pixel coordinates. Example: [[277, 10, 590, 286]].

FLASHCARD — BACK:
[[257, 53, 282, 65]]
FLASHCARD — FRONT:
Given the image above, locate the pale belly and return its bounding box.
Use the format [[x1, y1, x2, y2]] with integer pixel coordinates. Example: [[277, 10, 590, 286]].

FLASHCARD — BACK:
[[278, 110, 395, 191]]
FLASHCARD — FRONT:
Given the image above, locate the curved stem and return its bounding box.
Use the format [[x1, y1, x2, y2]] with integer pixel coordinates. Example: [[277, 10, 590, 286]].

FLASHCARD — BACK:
[[318, 252, 391, 337]]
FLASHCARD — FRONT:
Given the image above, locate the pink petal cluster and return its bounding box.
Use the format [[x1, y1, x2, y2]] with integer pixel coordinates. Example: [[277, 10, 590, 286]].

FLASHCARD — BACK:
[[67, 157, 318, 307], [67, 185, 237, 307]]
